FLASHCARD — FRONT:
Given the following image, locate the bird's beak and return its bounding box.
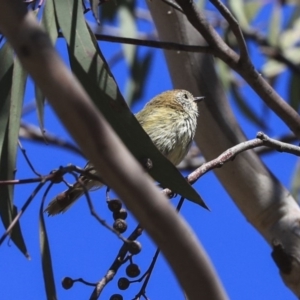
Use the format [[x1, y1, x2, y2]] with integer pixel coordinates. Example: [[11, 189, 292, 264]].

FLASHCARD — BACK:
[[194, 96, 205, 103]]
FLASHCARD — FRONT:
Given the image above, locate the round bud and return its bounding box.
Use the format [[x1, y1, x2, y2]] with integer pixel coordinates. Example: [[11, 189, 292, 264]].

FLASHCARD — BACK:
[[126, 264, 141, 278], [113, 219, 127, 233], [62, 277, 74, 290], [113, 208, 128, 220], [110, 294, 123, 300], [107, 199, 122, 212], [118, 277, 130, 290], [128, 241, 142, 255]]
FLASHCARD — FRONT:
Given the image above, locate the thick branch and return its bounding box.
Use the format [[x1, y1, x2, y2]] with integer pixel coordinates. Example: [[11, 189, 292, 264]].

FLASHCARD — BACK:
[[0, 1, 226, 299]]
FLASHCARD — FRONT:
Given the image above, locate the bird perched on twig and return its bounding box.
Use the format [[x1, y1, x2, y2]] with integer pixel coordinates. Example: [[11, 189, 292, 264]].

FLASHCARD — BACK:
[[45, 89, 205, 216]]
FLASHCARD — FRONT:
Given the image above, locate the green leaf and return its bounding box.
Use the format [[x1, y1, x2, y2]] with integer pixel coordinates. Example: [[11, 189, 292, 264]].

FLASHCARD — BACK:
[[39, 184, 57, 300], [0, 44, 29, 256], [7, 58, 28, 256], [291, 159, 300, 203], [36, 0, 58, 133], [196, 0, 205, 10], [41, 0, 58, 44], [35, 85, 45, 134], [0, 42, 13, 157], [244, 1, 263, 23], [11, 205, 30, 259], [285, 4, 300, 30], [228, 0, 250, 29], [216, 59, 232, 91], [53, 0, 207, 207], [268, 3, 282, 47], [0, 41, 14, 248], [119, 5, 136, 64], [90, 0, 100, 24], [261, 59, 286, 78], [230, 82, 268, 130], [280, 18, 300, 49]]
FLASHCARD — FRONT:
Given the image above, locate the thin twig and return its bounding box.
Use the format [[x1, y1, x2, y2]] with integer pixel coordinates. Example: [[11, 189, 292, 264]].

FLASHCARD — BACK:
[[188, 131, 300, 184], [134, 248, 160, 299], [20, 122, 84, 157], [178, 133, 299, 172], [0, 165, 101, 186], [209, 0, 249, 62], [75, 174, 129, 243], [134, 196, 185, 299], [18, 140, 42, 176], [256, 131, 300, 155], [90, 225, 143, 299], [86, 33, 211, 53], [73, 278, 97, 287]]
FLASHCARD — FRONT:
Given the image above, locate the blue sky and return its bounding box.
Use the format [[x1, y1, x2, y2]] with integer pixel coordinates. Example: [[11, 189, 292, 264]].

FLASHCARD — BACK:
[[0, 1, 298, 299]]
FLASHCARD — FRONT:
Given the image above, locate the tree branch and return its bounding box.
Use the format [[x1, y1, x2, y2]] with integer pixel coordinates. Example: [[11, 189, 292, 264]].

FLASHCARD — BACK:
[[174, 0, 300, 138], [0, 1, 226, 299], [209, 0, 249, 62]]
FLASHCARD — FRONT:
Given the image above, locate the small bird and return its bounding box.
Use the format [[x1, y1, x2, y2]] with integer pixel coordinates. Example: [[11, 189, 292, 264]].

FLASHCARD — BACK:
[[45, 90, 204, 215]]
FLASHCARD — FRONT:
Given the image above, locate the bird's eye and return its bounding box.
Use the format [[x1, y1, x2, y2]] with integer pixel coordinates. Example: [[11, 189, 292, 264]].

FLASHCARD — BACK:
[[183, 93, 188, 99]]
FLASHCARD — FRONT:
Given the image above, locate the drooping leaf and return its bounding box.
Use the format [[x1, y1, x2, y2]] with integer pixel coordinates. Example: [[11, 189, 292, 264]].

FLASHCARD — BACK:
[[52, 0, 207, 207], [216, 59, 232, 92], [41, 0, 58, 44], [90, 0, 100, 24], [34, 86, 46, 135], [0, 43, 29, 256], [291, 159, 300, 203], [0, 42, 13, 246], [39, 184, 57, 300], [6, 58, 28, 257], [36, 0, 58, 134], [285, 4, 300, 30], [11, 205, 30, 258], [228, 0, 251, 29], [280, 17, 300, 50], [268, 3, 282, 47], [261, 59, 286, 78], [244, 1, 263, 23], [0, 42, 13, 157]]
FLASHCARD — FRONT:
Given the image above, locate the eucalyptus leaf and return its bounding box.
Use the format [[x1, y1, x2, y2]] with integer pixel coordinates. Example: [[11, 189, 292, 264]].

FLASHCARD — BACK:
[[0, 43, 28, 256], [261, 59, 286, 78], [90, 0, 100, 24], [0, 42, 13, 157], [228, 0, 250, 29], [36, 0, 58, 134], [53, 0, 207, 207], [268, 3, 282, 47], [39, 184, 57, 300], [244, 1, 263, 23], [291, 159, 300, 203]]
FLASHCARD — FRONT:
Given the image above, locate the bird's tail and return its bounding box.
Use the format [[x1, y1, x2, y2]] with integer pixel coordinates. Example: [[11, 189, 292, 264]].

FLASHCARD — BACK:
[[45, 179, 103, 216]]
